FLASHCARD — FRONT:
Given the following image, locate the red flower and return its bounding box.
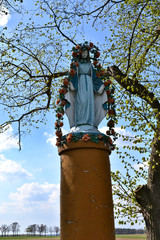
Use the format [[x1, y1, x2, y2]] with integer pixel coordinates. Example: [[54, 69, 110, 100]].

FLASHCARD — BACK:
[[59, 122, 63, 127], [100, 70, 104, 76], [75, 45, 81, 50], [56, 113, 62, 119], [106, 130, 110, 135], [104, 81, 108, 87], [61, 100, 66, 106], [56, 139, 61, 147], [89, 42, 94, 48], [59, 88, 67, 94], [96, 72, 101, 78], [55, 131, 62, 137], [108, 110, 115, 115], [55, 122, 59, 128], [66, 134, 72, 143], [82, 134, 90, 142], [93, 61, 98, 66], [95, 52, 100, 58], [97, 63, 102, 68], [63, 78, 69, 86], [106, 90, 111, 95], [97, 134, 103, 139], [108, 97, 115, 104], [104, 80, 111, 86], [74, 62, 79, 67], [55, 121, 63, 128], [56, 99, 61, 105], [70, 69, 76, 76], [107, 120, 114, 128], [72, 52, 78, 57]]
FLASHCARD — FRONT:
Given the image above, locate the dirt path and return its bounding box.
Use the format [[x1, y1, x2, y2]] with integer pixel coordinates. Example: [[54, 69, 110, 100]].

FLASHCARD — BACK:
[[116, 239, 143, 240], [116, 239, 132, 240]]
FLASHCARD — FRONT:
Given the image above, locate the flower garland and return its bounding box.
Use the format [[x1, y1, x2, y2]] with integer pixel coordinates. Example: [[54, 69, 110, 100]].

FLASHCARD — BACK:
[[55, 42, 117, 151], [70, 41, 104, 79], [104, 74, 117, 151]]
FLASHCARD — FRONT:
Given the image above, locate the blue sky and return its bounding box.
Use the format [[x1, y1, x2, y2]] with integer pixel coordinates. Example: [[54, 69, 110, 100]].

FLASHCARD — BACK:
[[0, 3, 146, 233]]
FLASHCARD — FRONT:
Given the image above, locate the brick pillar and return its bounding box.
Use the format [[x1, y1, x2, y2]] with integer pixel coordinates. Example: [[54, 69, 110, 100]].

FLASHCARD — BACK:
[[58, 140, 115, 240]]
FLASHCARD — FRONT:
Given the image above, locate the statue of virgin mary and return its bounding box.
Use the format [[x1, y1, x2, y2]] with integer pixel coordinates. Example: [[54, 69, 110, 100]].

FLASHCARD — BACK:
[[64, 43, 108, 133]]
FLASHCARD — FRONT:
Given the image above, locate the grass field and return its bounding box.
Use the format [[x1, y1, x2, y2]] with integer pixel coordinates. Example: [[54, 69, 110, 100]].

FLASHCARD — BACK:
[[0, 235, 146, 240], [116, 234, 146, 239], [0, 237, 59, 240]]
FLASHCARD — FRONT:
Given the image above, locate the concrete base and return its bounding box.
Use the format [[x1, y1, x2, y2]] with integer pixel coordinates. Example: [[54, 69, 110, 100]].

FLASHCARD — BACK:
[[58, 140, 115, 240]]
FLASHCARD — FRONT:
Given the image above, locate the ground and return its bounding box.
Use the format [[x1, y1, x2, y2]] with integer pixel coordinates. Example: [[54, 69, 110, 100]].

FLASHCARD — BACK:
[[0, 235, 146, 240]]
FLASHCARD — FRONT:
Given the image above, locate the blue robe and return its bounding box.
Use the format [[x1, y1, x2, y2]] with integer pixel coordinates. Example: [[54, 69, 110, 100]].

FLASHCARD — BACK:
[[65, 62, 108, 129]]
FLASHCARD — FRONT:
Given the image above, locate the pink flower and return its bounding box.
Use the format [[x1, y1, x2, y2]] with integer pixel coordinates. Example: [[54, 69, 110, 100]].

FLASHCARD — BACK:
[[82, 134, 90, 141]]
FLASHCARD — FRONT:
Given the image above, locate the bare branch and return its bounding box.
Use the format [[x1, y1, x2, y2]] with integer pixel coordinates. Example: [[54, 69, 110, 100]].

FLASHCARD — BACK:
[[5, 0, 22, 13], [43, 0, 77, 46], [135, 32, 160, 76], [126, 3, 147, 73]]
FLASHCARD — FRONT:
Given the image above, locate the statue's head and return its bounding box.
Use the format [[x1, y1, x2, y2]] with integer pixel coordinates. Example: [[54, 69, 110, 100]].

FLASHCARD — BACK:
[[81, 49, 89, 59], [72, 42, 100, 63]]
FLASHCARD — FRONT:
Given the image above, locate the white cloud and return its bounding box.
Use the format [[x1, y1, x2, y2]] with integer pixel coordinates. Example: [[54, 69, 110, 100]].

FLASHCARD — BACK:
[[98, 126, 108, 135], [114, 127, 135, 147], [0, 6, 11, 26], [9, 182, 60, 212], [0, 182, 60, 231], [99, 126, 135, 147], [133, 162, 149, 171], [0, 125, 18, 152], [45, 128, 68, 147], [0, 154, 33, 182], [46, 135, 57, 147]]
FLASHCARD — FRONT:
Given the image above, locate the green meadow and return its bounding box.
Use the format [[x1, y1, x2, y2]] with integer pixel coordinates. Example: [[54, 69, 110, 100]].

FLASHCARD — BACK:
[[116, 234, 146, 239]]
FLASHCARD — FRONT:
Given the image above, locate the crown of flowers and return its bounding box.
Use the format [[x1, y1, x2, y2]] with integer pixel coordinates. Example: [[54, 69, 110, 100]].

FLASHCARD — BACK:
[[55, 42, 117, 151], [70, 41, 105, 79], [71, 41, 100, 61]]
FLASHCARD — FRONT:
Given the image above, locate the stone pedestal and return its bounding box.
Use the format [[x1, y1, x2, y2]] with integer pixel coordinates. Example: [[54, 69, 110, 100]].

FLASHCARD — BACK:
[[58, 140, 115, 240]]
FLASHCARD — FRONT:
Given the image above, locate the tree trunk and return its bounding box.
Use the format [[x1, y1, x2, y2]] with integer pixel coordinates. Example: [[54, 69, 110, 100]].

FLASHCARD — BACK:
[[135, 124, 160, 240]]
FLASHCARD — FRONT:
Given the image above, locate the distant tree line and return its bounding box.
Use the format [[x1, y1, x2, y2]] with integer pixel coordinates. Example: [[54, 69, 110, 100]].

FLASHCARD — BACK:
[[0, 222, 145, 237], [0, 222, 20, 237], [25, 224, 60, 236], [0, 222, 60, 237], [115, 228, 146, 235]]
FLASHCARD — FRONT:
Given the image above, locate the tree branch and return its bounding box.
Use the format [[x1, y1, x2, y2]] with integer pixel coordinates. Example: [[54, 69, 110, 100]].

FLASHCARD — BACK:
[[107, 65, 160, 111], [5, 0, 21, 13], [43, 0, 76, 45], [3, 61, 68, 80], [126, 3, 147, 72], [74, 0, 112, 16]]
